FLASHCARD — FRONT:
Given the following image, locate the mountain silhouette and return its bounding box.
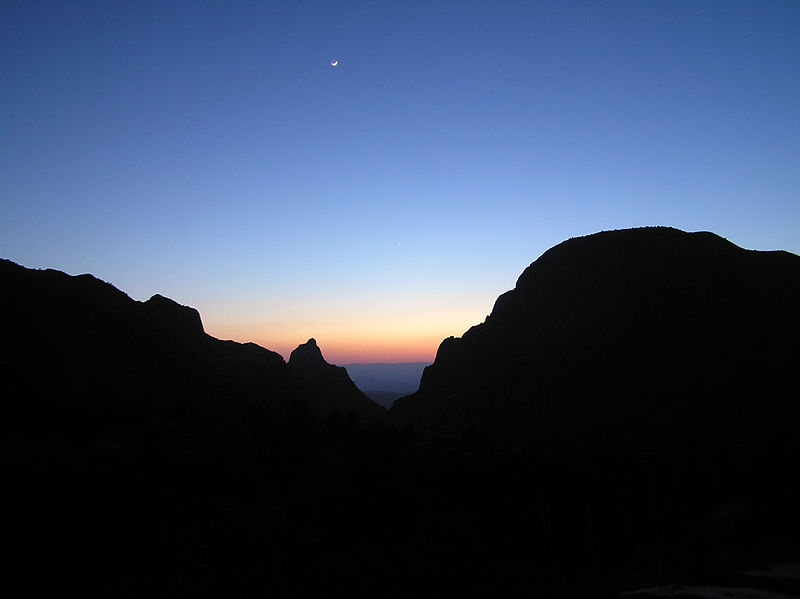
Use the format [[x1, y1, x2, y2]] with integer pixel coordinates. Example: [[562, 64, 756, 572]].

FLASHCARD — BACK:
[[0, 258, 383, 438], [389, 227, 800, 450], [288, 338, 386, 420]]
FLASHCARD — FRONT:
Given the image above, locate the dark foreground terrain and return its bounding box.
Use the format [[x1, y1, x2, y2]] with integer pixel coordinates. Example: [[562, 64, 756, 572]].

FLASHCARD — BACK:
[[8, 412, 800, 597], [3, 228, 800, 597]]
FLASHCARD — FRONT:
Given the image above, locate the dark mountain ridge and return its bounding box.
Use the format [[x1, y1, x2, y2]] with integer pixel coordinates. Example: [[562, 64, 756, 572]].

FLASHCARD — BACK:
[[0, 258, 383, 437], [390, 227, 800, 450]]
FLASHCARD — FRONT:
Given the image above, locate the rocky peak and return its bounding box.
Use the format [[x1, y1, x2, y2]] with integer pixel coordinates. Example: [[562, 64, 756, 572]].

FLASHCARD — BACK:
[[288, 338, 325, 369], [287, 338, 386, 419], [143, 293, 205, 339]]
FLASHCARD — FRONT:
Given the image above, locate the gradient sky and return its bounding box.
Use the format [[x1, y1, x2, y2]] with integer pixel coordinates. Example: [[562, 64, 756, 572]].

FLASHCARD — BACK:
[[2, 1, 799, 363]]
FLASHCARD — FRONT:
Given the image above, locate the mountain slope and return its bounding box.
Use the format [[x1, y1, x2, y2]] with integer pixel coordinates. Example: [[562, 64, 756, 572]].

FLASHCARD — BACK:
[[288, 338, 386, 420], [389, 227, 800, 448]]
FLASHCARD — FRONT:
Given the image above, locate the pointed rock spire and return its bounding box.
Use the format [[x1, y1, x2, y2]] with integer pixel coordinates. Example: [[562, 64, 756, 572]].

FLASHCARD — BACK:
[[288, 338, 325, 368], [287, 337, 386, 419]]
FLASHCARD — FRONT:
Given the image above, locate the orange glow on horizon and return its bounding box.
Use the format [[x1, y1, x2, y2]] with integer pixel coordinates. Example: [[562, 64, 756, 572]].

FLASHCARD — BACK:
[[237, 334, 438, 364], [203, 304, 484, 365], [205, 324, 453, 364]]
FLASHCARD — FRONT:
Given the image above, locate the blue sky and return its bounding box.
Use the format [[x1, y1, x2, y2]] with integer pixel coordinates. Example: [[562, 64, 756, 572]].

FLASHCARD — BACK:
[[2, 1, 798, 362]]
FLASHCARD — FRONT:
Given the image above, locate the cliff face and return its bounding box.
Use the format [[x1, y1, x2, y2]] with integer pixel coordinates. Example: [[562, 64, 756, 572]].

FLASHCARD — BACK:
[[389, 227, 800, 448]]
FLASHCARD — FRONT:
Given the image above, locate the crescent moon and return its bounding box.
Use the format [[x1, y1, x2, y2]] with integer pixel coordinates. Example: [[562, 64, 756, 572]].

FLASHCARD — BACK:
[[331, 60, 339, 67]]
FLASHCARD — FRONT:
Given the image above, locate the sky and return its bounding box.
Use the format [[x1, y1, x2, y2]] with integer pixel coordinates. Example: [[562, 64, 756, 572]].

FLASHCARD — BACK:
[[2, 1, 799, 364]]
